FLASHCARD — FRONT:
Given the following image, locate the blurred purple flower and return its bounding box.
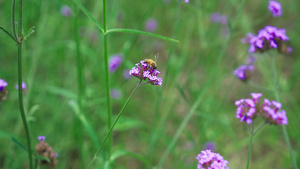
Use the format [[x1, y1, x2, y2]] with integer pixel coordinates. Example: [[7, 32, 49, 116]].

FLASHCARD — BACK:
[[233, 65, 255, 80], [241, 33, 255, 44], [109, 54, 123, 73], [203, 142, 216, 152], [38, 136, 46, 141], [196, 150, 229, 169], [268, 1, 282, 17], [129, 60, 162, 86], [210, 13, 227, 25], [184, 0, 189, 3], [16, 82, 27, 90], [144, 18, 158, 32], [0, 79, 8, 91], [110, 89, 122, 99], [60, 5, 73, 17], [123, 69, 131, 80], [247, 26, 289, 53]]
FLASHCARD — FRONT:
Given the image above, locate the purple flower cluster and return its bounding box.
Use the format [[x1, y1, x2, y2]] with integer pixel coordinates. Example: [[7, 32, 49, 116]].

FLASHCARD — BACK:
[[60, 5, 73, 17], [247, 26, 289, 53], [235, 93, 288, 125], [233, 65, 255, 81], [262, 99, 288, 125], [38, 136, 46, 141], [268, 1, 282, 17], [144, 18, 158, 32], [109, 54, 123, 73], [235, 93, 262, 124], [210, 13, 228, 25], [0, 79, 8, 91], [129, 60, 162, 86], [196, 150, 229, 169]]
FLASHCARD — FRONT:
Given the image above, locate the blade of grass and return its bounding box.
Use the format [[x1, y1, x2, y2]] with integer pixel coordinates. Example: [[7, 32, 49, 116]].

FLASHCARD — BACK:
[[106, 28, 179, 43], [71, 0, 104, 33]]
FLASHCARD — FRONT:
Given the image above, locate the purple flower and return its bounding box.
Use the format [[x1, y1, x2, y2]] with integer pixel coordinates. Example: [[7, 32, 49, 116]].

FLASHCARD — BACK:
[[0, 79, 8, 91], [110, 89, 122, 99], [233, 65, 255, 80], [247, 26, 289, 53], [210, 13, 227, 25], [38, 136, 46, 141], [235, 94, 288, 126], [245, 54, 256, 65], [109, 54, 123, 73], [16, 82, 27, 90], [262, 99, 288, 125], [235, 93, 261, 124], [144, 18, 158, 32], [268, 1, 282, 17], [203, 142, 216, 152], [184, 0, 189, 3], [129, 60, 163, 86], [60, 5, 73, 17], [196, 150, 229, 169]]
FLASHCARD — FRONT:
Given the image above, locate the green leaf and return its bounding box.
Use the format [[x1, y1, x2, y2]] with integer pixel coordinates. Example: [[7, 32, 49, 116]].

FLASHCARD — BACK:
[[11, 137, 27, 151], [68, 100, 100, 147], [106, 28, 179, 43], [23, 26, 35, 40], [71, 0, 104, 33], [46, 86, 77, 99], [114, 117, 145, 131], [110, 150, 150, 167]]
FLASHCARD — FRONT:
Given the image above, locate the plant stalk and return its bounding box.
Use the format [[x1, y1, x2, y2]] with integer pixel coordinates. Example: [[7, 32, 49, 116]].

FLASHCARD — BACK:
[[87, 80, 142, 169], [17, 0, 33, 168]]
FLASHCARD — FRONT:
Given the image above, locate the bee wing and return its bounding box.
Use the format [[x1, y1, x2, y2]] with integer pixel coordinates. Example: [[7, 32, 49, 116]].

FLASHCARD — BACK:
[[155, 53, 159, 62]]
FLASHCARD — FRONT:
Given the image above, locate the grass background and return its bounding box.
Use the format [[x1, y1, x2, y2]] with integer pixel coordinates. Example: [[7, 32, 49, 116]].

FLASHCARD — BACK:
[[0, 0, 300, 168]]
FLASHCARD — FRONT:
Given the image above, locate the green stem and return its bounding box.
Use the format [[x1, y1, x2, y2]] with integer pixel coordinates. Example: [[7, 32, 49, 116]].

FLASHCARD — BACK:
[[271, 56, 298, 169], [0, 27, 18, 43], [11, 0, 17, 39], [17, 0, 33, 168], [87, 80, 142, 169], [74, 3, 85, 168], [246, 133, 253, 169]]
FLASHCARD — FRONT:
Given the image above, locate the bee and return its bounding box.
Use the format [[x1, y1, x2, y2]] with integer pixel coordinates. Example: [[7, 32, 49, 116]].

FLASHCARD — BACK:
[[144, 54, 159, 70]]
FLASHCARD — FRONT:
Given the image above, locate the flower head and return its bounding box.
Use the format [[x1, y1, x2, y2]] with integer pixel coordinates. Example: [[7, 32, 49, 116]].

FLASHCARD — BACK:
[[233, 65, 255, 81], [196, 150, 229, 169], [111, 89, 122, 99], [144, 18, 158, 32], [268, 1, 282, 17], [247, 26, 289, 53], [0, 79, 8, 91], [210, 13, 228, 25], [262, 99, 288, 125], [109, 54, 123, 73], [235, 93, 288, 126], [129, 60, 162, 86], [35, 136, 58, 167], [60, 5, 73, 17]]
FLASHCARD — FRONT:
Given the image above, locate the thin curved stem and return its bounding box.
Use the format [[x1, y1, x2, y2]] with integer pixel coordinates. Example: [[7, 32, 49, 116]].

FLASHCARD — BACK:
[[87, 80, 142, 169], [271, 55, 298, 169], [11, 0, 17, 40], [0, 27, 18, 43], [246, 134, 253, 169], [17, 0, 33, 168]]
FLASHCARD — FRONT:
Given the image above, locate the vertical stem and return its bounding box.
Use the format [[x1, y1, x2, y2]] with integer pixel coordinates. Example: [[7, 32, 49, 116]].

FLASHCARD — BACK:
[[271, 56, 298, 169], [102, 0, 111, 158], [17, 0, 33, 168], [87, 80, 141, 169], [246, 134, 253, 169], [75, 3, 85, 168]]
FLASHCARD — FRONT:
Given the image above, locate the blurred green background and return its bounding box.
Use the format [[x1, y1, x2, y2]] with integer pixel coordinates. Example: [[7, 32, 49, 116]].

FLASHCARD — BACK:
[[0, 0, 300, 168]]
